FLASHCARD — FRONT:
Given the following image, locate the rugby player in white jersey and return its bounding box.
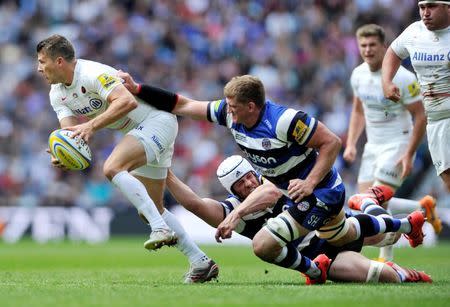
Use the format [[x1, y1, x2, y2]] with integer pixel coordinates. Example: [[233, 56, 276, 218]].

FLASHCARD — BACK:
[[36, 35, 218, 283], [382, 0, 450, 191], [165, 155, 431, 284], [343, 24, 442, 262]]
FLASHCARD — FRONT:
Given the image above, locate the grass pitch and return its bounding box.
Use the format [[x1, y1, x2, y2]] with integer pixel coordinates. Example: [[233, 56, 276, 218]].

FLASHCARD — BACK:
[[0, 238, 449, 307]]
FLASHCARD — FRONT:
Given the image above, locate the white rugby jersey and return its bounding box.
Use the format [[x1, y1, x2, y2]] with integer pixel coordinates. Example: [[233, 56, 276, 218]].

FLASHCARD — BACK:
[[391, 21, 450, 121], [50, 59, 165, 132], [350, 62, 421, 144]]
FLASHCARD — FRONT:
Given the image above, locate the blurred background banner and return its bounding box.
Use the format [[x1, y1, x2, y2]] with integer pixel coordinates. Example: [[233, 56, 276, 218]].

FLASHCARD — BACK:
[[1, 205, 448, 244], [0, 0, 448, 243]]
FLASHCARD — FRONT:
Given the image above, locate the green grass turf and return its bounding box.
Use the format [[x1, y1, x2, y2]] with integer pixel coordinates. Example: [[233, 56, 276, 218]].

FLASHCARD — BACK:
[[0, 238, 449, 307]]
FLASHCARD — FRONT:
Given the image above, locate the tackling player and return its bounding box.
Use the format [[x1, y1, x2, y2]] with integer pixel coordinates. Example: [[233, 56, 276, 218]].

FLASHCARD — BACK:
[[36, 35, 218, 283], [119, 71, 426, 284], [166, 155, 431, 284]]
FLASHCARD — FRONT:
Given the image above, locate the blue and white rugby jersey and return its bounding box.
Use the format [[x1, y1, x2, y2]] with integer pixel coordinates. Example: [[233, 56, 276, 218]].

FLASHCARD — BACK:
[[207, 99, 340, 191]]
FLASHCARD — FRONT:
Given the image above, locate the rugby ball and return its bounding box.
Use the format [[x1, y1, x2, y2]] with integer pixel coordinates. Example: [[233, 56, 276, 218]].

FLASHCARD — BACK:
[[48, 129, 92, 170]]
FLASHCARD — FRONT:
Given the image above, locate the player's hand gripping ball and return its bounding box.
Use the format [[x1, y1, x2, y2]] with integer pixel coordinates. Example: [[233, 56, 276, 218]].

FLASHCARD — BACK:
[[48, 129, 92, 170]]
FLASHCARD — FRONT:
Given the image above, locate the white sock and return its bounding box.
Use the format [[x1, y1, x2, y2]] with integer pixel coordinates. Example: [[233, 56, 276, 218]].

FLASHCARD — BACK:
[[387, 198, 421, 215], [399, 218, 412, 233], [111, 171, 167, 229], [379, 245, 394, 261], [162, 209, 207, 265]]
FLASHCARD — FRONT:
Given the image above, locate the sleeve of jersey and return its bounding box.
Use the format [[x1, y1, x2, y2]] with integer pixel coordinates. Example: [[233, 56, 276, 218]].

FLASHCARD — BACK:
[[390, 25, 413, 60], [350, 70, 359, 97], [92, 72, 122, 101], [206, 99, 228, 126], [276, 109, 317, 145], [50, 91, 75, 121], [398, 71, 422, 105], [219, 197, 241, 217]]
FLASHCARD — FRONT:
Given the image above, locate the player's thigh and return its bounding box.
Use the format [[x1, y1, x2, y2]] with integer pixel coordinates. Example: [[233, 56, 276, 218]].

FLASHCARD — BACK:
[[373, 141, 410, 187], [104, 135, 147, 172], [135, 175, 166, 210], [315, 208, 353, 245], [252, 226, 288, 259], [287, 184, 345, 233], [358, 143, 377, 184], [427, 118, 450, 180], [127, 112, 178, 168]]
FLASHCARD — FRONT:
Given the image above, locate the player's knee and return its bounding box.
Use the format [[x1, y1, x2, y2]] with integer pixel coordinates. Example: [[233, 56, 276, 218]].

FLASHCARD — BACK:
[[252, 230, 280, 261], [252, 239, 268, 260], [103, 161, 119, 180], [103, 159, 128, 180]]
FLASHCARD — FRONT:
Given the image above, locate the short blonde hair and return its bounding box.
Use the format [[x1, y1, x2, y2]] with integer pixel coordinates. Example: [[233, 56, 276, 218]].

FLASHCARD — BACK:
[[356, 24, 385, 43], [223, 75, 265, 108]]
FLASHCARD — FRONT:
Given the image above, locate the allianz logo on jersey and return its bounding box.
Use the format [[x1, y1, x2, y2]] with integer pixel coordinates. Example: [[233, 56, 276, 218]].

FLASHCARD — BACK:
[[244, 150, 277, 165], [412, 51, 450, 62]]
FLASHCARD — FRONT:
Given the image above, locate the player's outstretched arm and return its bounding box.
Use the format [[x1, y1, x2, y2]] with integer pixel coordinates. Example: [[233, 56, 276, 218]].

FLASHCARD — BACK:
[[381, 47, 403, 102], [118, 71, 210, 120], [165, 169, 224, 227]]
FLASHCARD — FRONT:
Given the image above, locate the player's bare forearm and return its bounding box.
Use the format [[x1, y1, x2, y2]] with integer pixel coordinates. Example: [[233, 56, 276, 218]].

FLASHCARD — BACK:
[[305, 122, 342, 187], [166, 170, 208, 209], [173, 95, 210, 120], [234, 182, 282, 218], [90, 86, 137, 131], [166, 170, 223, 227], [405, 101, 427, 157], [382, 48, 402, 99], [346, 97, 365, 147]]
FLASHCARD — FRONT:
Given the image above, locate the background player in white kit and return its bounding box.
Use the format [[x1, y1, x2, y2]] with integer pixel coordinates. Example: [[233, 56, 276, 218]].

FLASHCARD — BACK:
[[36, 35, 218, 283], [382, 0, 450, 192], [343, 24, 441, 261]]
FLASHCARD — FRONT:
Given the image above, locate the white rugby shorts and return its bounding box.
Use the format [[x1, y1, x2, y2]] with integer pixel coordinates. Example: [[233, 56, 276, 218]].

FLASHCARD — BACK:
[[128, 111, 178, 179], [427, 118, 450, 176], [358, 140, 412, 187]]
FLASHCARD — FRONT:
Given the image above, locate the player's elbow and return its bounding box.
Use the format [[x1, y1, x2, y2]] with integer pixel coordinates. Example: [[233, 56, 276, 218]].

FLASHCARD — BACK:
[[263, 185, 283, 203], [330, 134, 342, 152]]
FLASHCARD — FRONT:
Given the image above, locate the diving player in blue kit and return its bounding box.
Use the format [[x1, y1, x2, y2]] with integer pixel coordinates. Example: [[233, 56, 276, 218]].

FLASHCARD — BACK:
[[166, 155, 431, 284]]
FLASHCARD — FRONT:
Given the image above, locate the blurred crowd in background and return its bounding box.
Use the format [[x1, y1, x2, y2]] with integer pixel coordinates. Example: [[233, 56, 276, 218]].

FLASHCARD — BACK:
[[0, 0, 448, 213]]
